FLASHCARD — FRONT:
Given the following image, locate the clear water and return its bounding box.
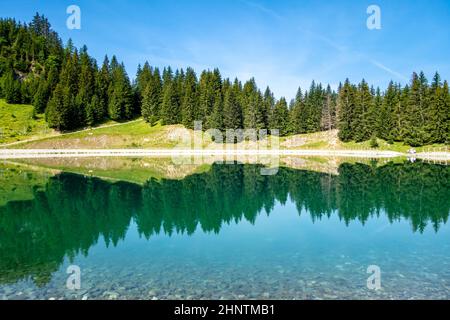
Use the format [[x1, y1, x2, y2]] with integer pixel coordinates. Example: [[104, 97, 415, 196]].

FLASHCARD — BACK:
[[0, 160, 449, 300]]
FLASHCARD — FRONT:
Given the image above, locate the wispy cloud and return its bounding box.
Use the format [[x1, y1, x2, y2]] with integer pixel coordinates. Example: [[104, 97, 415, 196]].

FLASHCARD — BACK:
[[369, 60, 409, 81], [240, 0, 283, 21]]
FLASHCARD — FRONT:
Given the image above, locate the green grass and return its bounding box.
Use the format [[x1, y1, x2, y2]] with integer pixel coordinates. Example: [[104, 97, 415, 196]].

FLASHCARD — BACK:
[[300, 141, 329, 149], [8, 118, 182, 149], [0, 162, 53, 206], [0, 99, 53, 144], [342, 139, 449, 153], [342, 139, 410, 152]]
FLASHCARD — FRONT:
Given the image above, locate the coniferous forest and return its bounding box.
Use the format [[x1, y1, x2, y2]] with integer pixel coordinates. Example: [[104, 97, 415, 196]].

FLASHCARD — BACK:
[[0, 14, 449, 146]]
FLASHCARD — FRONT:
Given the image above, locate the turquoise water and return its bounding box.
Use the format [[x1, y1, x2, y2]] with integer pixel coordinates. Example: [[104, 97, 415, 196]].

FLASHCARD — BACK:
[[0, 161, 449, 299]]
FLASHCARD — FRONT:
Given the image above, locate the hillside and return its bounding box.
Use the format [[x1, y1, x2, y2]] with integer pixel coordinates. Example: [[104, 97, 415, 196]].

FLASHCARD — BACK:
[[1, 101, 448, 153]]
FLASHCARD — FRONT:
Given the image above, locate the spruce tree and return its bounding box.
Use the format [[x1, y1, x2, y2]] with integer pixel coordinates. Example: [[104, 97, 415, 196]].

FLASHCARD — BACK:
[[135, 62, 152, 98], [85, 98, 95, 127], [443, 81, 450, 144], [337, 79, 356, 142], [89, 94, 104, 124], [96, 56, 110, 117], [75, 45, 96, 125], [108, 60, 133, 120], [181, 68, 198, 128], [3, 71, 22, 103], [289, 87, 304, 134], [403, 72, 429, 146], [427, 72, 448, 144], [222, 81, 243, 130], [270, 97, 289, 136], [379, 81, 397, 141], [242, 79, 264, 129], [45, 83, 74, 131], [354, 79, 373, 142], [32, 79, 49, 114], [160, 82, 178, 125], [160, 67, 179, 125], [263, 86, 275, 131], [174, 69, 185, 124], [208, 92, 223, 131], [198, 70, 213, 127], [141, 68, 162, 125], [320, 85, 336, 132]]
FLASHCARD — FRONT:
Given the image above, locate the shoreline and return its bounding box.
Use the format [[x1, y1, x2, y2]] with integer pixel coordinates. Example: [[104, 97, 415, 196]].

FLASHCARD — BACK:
[[1, 148, 449, 161]]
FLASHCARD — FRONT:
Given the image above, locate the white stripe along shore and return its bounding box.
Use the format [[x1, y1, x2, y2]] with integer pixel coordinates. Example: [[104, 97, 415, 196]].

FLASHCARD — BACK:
[[0, 149, 449, 160]]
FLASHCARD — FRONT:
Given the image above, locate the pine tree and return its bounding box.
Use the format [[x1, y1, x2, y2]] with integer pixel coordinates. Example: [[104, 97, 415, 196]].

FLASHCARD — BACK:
[[378, 81, 397, 141], [270, 97, 289, 136], [427, 72, 448, 144], [135, 62, 152, 97], [159, 67, 178, 125], [222, 80, 243, 130], [289, 87, 304, 134], [89, 94, 104, 124], [337, 79, 356, 142], [367, 87, 381, 139], [308, 81, 324, 133], [181, 68, 198, 129], [354, 79, 374, 142], [108, 59, 133, 120], [393, 84, 409, 141], [442, 81, 450, 144], [96, 56, 110, 117], [32, 78, 49, 113], [161, 82, 178, 125], [204, 69, 223, 129], [3, 71, 22, 103], [198, 70, 213, 127], [403, 72, 429, 146], [320, 85, 336, 132], [172, 69, 185, 124], [263, 86, 275, 131], [208, 92, 223, 131], [85, 98, 95, 127], [45, 83, 74, 131], [242, 78, 264, 129], [75, 45, 96, 125], [141, 68, 162, 125]]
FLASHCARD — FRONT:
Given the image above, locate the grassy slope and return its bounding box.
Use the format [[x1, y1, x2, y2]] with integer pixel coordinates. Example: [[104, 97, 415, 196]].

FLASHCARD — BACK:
[[0, 99, 54, 144], [0, 100, 174, 148], [1, 101, 448, 152], [4, 118, 186, 149]]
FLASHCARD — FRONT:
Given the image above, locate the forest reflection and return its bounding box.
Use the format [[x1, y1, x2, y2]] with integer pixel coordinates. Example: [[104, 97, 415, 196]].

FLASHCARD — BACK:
[[0, 161, 449, 286]]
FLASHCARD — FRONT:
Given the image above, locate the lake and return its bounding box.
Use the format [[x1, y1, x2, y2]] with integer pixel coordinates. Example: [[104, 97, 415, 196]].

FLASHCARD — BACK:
[[0, 158, 449, 300]]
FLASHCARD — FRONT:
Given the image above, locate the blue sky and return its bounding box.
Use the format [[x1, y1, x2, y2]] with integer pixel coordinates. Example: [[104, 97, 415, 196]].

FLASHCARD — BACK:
[[1, 0, 450, 99]]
